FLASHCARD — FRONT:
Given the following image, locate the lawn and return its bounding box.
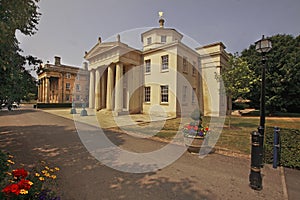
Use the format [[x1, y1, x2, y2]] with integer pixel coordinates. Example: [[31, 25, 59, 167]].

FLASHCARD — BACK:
[[122, 115, 300, 155]]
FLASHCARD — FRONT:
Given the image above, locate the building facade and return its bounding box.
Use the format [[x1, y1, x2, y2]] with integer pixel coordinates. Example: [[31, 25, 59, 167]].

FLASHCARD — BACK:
[[37, 57, 89, 104], [85, 17, 228, 117]]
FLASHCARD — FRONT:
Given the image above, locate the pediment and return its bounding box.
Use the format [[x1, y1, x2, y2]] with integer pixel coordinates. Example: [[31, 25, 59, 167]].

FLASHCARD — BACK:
[[84, 42, 118, 60]]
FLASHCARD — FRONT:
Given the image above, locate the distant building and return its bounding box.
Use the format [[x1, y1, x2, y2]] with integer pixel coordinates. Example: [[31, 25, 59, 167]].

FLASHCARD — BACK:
[[84, 15, 229, 117], [37, 56, 89, 104]]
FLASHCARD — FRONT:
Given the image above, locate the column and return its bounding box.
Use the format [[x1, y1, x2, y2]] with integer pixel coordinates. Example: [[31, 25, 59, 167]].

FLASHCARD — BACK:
[[95, 68, 101, 110], [89, 70, 95, 109], [37, 81, 41, 102], [42, 78, 45, 102], [114, 63, 123, 113], [45, 77, 50, 103], [106, 65, 114, 110], [100, 71, 106, 109]]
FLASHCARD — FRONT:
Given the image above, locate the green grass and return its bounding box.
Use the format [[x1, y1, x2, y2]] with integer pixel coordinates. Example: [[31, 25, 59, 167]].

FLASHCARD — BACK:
[[123, 116, 300, 156]]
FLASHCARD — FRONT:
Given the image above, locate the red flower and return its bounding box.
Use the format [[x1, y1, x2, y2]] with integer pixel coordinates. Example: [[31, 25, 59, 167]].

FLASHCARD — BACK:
[[18, 179, 32, 190], [10, 184, 20, 195], [2, 184, 12, 194], [12, 168, 28, 179], [205, 127, 209, 131], [2, 184, 21, 195], [193, 126, 198, 131], [187, 125, 192, 130]]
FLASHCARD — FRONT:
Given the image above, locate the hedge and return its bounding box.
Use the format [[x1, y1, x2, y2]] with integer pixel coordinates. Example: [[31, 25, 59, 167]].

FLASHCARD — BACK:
[[264, 127, 300, 169], [36, 103, 88, 108]]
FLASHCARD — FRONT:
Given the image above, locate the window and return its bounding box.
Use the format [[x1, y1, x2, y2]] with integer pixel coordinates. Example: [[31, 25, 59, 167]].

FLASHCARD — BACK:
[[76, 84, 81, 92], [76, 75, 80, 80], [76, 95, 80, 101], [144, 87, 151, 102], [192, 88, 196, 103], [66, 83, 70, 90], [145, 59, 151, 73], [161, 55, 169, 71], [147, 37, 152, 45], [66, 73, 71, 79], [161, 85, 169, 103], [183, 57, 188, 73], [192, 61, 196, 76], [161, 35, 167, 43], [182, 86, 188, 102], [66, 94, 70, 101]]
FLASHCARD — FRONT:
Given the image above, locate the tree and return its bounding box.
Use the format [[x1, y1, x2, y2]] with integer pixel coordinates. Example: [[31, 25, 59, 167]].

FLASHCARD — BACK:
[[216, 53, 256, 114], [241, 34, 300, 113], [0, 0, 41, 103]]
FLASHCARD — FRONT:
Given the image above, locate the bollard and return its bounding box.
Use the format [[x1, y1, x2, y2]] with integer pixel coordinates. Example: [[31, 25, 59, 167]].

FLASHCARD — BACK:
[[70, 102, 77, 114], [80, 101, 88, 116], [257, 126, 264, 168], [273, 127, 280, 169], [249, 131, 262, 190]]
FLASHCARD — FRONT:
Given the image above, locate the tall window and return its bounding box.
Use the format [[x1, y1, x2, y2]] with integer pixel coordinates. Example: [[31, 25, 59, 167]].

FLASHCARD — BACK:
[[161, 35, 167, 43], [66, 94, 70, 101], [144, 87, 151, 102], [192, 61, 196, 76], [76, 95, 80, 101], [76, 74, 80, 80], [192, 88, 196, 103], [161, 55, 169, 71], [161, 85, 169, 103], [76, 84, 80, 92], [183, 57, 188, 73], [182, 86, 188, 102], [66, 82, 70, 90], [145, 59, 151, 73], [147, 37, 152, 45], [66, 73, 71, 79]]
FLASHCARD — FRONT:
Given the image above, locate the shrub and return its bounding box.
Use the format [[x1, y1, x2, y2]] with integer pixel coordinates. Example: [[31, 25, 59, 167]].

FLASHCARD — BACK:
[[264, 127, 300, 169]]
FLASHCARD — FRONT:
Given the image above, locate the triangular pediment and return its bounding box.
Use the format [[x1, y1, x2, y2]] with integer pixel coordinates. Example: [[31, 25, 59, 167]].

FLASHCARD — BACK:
[[84, 42, 118, 60]]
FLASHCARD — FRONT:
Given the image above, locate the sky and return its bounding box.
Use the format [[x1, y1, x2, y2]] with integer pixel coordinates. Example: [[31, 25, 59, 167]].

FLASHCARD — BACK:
[[17, 0, 300, 70]]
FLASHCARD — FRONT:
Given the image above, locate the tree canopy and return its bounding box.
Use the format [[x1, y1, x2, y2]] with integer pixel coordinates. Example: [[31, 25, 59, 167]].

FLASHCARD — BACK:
[[0, 0, 41, 103], [241, 34, 300, 113]]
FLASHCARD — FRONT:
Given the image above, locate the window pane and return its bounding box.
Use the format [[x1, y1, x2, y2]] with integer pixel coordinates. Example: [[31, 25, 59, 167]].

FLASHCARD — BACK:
[[161, 35, 166, 43], [145, 60, 151, 73], [161, 85, 168, 103], [161, 55, 169, 71], [144, 87, 151, 102]]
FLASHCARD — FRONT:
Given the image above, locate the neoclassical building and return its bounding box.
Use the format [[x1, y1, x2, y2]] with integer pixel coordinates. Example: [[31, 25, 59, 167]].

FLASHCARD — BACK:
[[85, 17, 228, 117], [37, 56, 89, 104]]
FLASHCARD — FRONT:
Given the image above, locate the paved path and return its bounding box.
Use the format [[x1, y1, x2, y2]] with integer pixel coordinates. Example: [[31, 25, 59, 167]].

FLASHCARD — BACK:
[[0, 106, 288, 199]]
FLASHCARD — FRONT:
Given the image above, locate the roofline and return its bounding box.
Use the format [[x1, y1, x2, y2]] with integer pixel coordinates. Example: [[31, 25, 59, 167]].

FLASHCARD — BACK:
[[196, 42, 226, 50]]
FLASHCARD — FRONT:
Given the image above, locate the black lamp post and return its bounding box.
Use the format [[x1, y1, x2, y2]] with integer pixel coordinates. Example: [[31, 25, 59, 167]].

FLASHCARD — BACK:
[[249, 35, 272, 190]]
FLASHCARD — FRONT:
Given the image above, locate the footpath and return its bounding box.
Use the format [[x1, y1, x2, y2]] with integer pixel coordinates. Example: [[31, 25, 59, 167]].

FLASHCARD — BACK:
[[1, 105, 298, 199]]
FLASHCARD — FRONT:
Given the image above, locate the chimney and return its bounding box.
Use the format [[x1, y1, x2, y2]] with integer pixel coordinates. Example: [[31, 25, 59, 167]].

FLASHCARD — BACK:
[[54, 56, 61, 65]]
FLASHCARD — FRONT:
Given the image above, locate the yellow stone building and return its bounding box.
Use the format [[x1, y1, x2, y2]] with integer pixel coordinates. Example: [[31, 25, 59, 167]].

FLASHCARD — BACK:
[[37, 56, 89, 104], [85, 16, 229, 117]]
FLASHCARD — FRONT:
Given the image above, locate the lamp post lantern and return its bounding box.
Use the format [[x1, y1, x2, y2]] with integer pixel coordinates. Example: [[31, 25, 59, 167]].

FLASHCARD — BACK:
[[249, 35, 272, 190]]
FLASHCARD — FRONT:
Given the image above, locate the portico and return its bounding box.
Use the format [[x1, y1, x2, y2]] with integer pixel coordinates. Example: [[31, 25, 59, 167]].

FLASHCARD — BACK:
[[85, 36, 143, 116]]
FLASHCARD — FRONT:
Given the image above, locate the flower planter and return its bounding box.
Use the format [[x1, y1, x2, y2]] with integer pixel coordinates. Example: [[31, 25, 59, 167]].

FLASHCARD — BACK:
[[183, 135, 213, 154]]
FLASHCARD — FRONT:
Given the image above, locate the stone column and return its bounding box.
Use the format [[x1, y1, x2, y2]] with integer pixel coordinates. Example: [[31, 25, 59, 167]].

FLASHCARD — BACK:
[[100, 71, 106, 109], [106, 65, 114, 110], [89, 70, 95, 109], [42, 78, 45, 102], [95, 68, 101, 110], [45, 77, 50, 103], [37, 81, 41, 102], [114, 63, 123, 113]]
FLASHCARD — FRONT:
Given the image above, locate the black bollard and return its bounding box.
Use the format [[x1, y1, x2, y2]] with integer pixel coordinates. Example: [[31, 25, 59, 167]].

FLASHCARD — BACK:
[[257, 126, 264, 168], [249, 131, 262, 190], [273, 127, 280, 169]]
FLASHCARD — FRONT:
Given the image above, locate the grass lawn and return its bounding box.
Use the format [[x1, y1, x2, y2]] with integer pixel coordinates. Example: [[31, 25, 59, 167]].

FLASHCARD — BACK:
[[123, 115, 300, 155]]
